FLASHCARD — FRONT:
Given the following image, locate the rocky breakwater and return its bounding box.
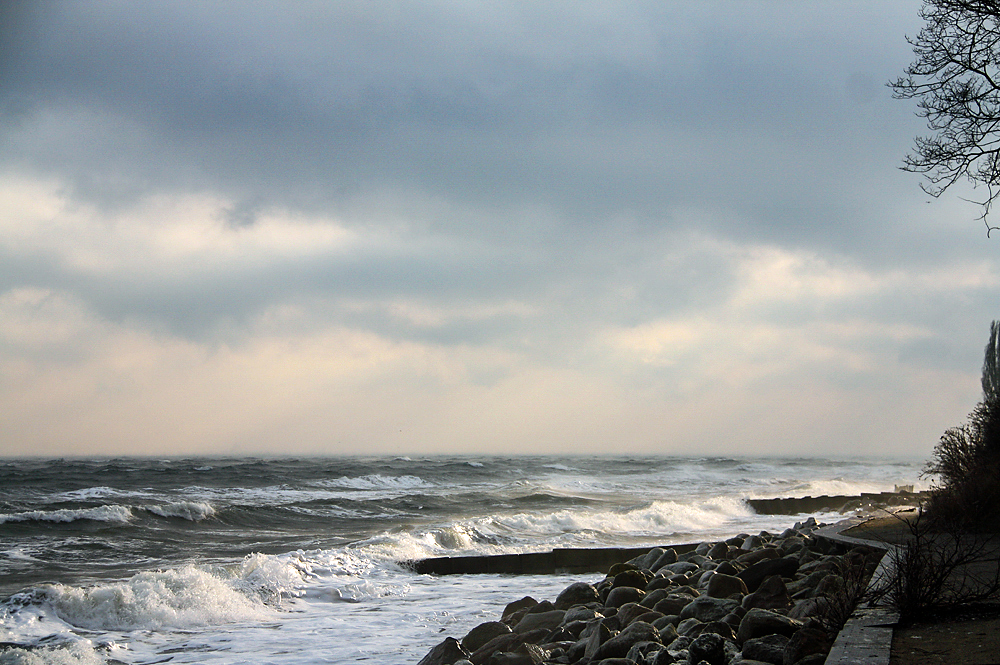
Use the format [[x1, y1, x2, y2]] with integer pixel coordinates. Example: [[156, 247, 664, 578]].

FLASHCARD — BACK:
[[416, 518, 879, 665]]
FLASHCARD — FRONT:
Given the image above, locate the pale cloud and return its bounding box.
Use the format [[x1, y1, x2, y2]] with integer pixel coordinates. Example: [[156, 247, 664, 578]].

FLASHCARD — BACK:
[[1, 1, 998, 459]]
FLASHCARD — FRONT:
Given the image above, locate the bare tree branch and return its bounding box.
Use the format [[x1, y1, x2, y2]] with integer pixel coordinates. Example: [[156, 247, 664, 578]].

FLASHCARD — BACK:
[[893, 0, 1000, 231]]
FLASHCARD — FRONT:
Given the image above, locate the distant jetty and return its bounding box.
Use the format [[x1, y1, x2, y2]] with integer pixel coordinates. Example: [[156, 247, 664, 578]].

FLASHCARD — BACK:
[[745, 490, 927, 516]]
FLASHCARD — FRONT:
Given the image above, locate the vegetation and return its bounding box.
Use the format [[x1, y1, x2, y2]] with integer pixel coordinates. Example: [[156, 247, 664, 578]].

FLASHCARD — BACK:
[[869, 322, 1000, 623], [923, 320, 1000, 530], [868, 511, 1000, 624], [892, 1, 1000, 233]]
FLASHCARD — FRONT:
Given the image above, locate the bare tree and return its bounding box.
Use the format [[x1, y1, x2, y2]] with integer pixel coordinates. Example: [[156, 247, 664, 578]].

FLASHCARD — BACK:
[[891, 0, 1000, 234], [983, 320, 1000, 403]]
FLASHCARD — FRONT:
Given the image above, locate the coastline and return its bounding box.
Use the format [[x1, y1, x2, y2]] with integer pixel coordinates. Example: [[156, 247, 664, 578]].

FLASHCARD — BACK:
[[411, 498, 912, 665]]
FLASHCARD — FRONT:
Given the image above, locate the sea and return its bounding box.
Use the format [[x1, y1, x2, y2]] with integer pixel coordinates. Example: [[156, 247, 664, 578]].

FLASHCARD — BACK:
[[0, 455, 928, 665]]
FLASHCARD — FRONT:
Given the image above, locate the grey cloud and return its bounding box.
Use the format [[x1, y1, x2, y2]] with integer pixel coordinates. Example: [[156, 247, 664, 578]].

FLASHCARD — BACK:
[[1, 1, 926, 246]]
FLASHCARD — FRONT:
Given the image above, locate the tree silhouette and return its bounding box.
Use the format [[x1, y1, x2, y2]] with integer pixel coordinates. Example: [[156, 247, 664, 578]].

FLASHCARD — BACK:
[[892, 0, 1000, 234]]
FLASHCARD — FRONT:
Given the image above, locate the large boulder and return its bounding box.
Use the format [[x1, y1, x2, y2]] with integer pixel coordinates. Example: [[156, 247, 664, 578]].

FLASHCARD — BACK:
[[663, 560, 701, 575], [554, 582, 600, 610], [650, 548, 679, 571], [688, 632, 727, 665], [605, 585, 645, 608], [462, 622, 511, 653], [418, 637, 472, 665], [736, 608, 803, 645], [742, 633, 789, 665], [513, 609, 564, 635], [706, 573, 748, 599], [485, 642, 547, 665], [738, 556, 799, 592], [582, 619, 618, 662], [678, 596, 739, 622], [742, 575, 792, 611], [782, 626, 832, 665], [593, 621, 661, 661], [470, 633, 522, 665], [612, 569, 651, 589], [653, 593, 697, 616]]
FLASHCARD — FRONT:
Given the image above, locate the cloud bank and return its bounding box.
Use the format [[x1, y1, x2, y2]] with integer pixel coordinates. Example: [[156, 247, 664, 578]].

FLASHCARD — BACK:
[[1, 1, 995, 457]]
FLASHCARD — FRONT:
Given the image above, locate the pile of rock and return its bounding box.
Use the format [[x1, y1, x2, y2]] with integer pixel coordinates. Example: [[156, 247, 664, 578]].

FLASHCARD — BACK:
[[416, 518, 878, 665]]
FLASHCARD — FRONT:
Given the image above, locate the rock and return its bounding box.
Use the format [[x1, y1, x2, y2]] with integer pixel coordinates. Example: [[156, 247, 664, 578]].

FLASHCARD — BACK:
[[418, 637, 472, 665], [554, 581, 600, 610], [582, 618, 618, 662], [613, 569, 651, 589], [640, 588, 669, 608], [657, 622, 678, 643], [676, 617, 703, 636], [593, 621, 661, 661], [663, 561, 701, 576], [788, 596, 830, 621], [607, 562, 640, 577], [742, 633, 789, 665], [714, 561, 741, 576], [706, 573, 748, 599], [737, 556, 799, 592], [462, 622, 512, 653], [634, 610, 666, 626], [563, 606, 603, 624], [485, 642, 547, 665], [651, 548, 679, 571], [782, 626, 832, 665], [779, 536, 805, 555], [741, 535, 765, 550], [640, 547, 668, 570], [707, 542, 730, 560], [501, 597, 537, 622], [688, 632, 727, 665], [699, 620, 736, 642], [645, 575, 676, 592], [615, 602, 651, 627], [513, 609, 565, 635], [736, 609, 803, 646], [525, 600, 557, 614], [625, 640, 664, 663], [736, 547, 782, 566], [605, 585, 645, 608], [679, 596, 739, 622], [470, 633, 521, 665], [814, 573, 845, 598], [742, 575, 792, 611], [785, 570, 828, 597]]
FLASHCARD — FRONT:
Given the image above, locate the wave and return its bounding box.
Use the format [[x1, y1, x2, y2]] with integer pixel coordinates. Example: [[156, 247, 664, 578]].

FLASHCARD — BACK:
[[0, 505, 133, 525], [313, 474, 434, 491], [143, 501, 216, 521], [30, 565, 275, 631], [0, 642, 109, 665]]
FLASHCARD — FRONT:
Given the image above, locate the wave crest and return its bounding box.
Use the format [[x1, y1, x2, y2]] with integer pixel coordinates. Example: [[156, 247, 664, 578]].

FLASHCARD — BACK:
[[0, 505, 133, 525], [42, 565, 272, 631], [144, 501, 215, 521]]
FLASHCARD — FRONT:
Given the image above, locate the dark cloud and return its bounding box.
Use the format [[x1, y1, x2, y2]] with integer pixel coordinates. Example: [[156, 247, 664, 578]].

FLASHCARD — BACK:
[[1, 1, 927, 246]]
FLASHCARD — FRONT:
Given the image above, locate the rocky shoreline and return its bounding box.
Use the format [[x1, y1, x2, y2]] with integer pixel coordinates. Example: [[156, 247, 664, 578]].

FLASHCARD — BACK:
[[416, 517, 880, 665]]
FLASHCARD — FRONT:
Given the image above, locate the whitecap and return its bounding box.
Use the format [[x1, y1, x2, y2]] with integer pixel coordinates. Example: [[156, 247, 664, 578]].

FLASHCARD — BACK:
[[0, 505, 133, 525], [144, 501, 216, 521], [42, 565, 273, 631]]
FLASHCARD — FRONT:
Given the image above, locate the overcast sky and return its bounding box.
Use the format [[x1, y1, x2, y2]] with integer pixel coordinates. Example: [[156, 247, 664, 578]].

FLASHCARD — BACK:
[[1, 1, 997, 458]]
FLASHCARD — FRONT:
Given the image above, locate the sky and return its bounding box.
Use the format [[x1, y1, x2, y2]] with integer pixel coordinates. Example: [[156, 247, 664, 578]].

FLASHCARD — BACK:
[[1, 1, 997, 459]]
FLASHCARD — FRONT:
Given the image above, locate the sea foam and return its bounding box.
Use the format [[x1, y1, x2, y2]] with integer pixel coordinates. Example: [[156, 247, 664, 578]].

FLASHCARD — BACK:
[[41, 566, 273, 631]]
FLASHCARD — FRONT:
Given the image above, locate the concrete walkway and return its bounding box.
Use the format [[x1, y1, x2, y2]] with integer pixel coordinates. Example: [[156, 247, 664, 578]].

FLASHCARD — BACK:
[[817, 515, 901, 665]]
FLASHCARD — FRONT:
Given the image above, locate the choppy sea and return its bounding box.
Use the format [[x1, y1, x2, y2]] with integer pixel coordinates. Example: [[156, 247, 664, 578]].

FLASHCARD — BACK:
[[0, 456, 927, 664]]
